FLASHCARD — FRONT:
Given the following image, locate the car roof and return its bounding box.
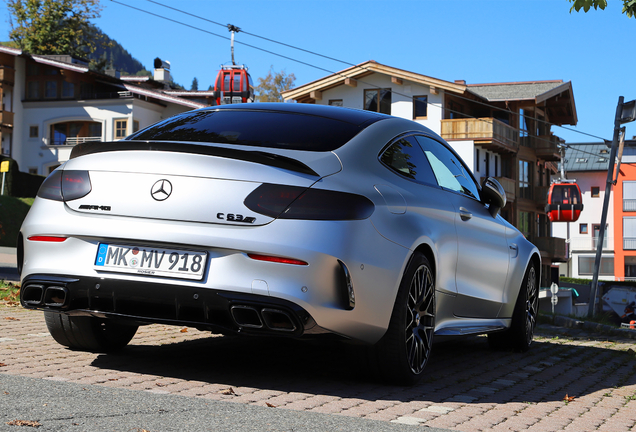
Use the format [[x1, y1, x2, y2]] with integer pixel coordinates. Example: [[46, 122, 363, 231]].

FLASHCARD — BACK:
[[197, 102, 390, 127]]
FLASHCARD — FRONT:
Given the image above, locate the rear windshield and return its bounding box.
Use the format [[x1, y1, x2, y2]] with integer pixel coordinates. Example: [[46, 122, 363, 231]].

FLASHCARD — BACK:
[[126, 109, 375, 151]]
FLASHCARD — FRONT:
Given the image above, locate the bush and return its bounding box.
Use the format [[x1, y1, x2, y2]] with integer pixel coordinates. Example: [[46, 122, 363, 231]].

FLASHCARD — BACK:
[[0, 156, 45, 198]]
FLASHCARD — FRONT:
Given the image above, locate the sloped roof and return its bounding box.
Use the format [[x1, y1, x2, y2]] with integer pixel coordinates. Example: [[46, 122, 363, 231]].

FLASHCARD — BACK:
[[467, 80, 565, 101], [281, 60, 466, 102], [562, 143, 611, 172], [468, 80, 577, 126]]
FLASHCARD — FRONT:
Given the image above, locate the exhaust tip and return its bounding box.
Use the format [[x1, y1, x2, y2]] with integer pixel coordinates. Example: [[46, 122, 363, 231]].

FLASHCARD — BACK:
[[22, 284, 44, 305], [230, 305, 263, 328], [261, 308, 296, 332], [44, 286, 68, 307]]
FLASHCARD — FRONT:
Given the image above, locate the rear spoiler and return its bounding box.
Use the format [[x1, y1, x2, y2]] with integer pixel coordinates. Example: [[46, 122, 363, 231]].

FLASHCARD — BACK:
[[70, 141, 319, 177]]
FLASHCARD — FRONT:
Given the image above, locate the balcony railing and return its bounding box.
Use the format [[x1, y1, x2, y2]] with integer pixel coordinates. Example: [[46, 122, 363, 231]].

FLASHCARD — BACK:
[[532, 236, 567, 262], [440, 118, 519, 153], [0, 110, 13, 127], [0, 66, 15, 85], [624, 237, 636, 250], [569, 237, 613, 251], [535, 135, 562, 161], [50, 136, 102, 146], [624, 199, 636, 212]]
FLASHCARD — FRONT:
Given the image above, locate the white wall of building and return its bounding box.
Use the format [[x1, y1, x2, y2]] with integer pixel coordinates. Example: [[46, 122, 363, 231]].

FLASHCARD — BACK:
[[552, 171, 614, 279], [20, 100, 131, 174], [473, 146, 502, 180], [311, 73, 444, 135]]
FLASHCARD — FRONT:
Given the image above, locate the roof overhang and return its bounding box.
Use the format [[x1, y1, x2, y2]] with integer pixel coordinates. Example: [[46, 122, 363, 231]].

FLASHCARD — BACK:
[[536, 81, 577, 126], [282, 60, 466, 102], [119, 83, 208, 109]]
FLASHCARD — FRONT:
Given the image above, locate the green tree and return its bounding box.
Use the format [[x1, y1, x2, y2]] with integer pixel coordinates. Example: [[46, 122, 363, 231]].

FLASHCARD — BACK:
[[7, 0, 104, 57], [191, 77, 199, 91], [569, 0, 636, 18], [256, 67, 296, 102]]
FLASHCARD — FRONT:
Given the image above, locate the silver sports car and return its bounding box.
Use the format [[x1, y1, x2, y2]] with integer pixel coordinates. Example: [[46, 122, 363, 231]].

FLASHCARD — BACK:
[[19, 103, 540, 384]]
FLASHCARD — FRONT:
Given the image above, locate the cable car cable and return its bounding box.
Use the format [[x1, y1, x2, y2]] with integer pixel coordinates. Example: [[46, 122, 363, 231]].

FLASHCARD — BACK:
[[111, 0, 611, 147]]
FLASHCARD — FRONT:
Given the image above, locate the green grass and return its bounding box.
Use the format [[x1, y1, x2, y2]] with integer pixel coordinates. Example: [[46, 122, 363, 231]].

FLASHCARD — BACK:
[[0, 279, 20, 304], [0, 196, 33, 247]]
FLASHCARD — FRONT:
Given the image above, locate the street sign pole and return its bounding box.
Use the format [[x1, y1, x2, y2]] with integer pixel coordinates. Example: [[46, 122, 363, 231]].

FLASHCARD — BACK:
[[588, 96, 636, 317]]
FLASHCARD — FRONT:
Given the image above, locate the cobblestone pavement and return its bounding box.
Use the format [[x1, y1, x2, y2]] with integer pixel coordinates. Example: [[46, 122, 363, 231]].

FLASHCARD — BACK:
[[1, 305, 635, 431]]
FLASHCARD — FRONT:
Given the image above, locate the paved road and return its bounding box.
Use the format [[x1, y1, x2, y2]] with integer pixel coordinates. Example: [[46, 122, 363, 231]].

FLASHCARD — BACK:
[[1, 306, 635, 431], [1, 374, 451, 432]]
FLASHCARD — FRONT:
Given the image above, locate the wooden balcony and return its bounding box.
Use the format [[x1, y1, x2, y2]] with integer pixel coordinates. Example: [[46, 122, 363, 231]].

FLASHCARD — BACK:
[[0, 66, 15, 86], [532, 236, 567, 262], [524, 135, 561, 161], [482, 176, 516, 203], [441, 118, 519, 154], [0, 110, 13, 127]]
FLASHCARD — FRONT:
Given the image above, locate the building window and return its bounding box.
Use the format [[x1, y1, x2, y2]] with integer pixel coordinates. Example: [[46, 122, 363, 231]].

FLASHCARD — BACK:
[[624, 217, 636, 250], [592, 224, 609, 249], [475, 149, 480, 172], [364, 89, 391, 114], [591, 186, 600, 198], [625, 256, 636, 279], [580, 223, 588, 234], [133, 120, 140, 133], [623, 181, 636, 211], [115, 119, 128, 139], [26, 81, 39, 99], [518, 160, 532, 199], [28, 167, 38, 174], [328, 99, 343, 107], [50, 121, 102, 145], [413, 95, 427, 118], [494, 155, 499, 177], [44, 81, 57, 98], [578, 256, 614, 276], [29, 126, 39, 138], [62, 81, 75, 98], [518, 211, 532, 238]]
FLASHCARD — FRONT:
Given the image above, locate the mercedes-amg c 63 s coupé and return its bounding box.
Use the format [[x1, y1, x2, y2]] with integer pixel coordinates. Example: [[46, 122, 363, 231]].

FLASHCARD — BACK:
[[19, 103, 540, 384]]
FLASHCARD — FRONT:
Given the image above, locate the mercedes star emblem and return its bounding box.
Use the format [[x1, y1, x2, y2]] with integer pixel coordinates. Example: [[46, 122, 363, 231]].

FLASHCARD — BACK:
[[151, 179, 173, 201]]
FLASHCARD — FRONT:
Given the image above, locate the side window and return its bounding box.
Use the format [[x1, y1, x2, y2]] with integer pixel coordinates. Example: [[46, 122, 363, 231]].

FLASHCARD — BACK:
[[380, 136, 436, 185], [415, 135, 480, 200]]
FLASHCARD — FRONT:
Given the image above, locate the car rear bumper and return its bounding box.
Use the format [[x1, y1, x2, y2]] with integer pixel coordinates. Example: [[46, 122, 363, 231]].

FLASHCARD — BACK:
[[21, 274, 327, 338]]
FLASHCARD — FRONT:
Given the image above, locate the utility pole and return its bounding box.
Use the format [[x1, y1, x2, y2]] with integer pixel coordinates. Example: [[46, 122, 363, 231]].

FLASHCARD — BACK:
[[588, 96, 636, 316]]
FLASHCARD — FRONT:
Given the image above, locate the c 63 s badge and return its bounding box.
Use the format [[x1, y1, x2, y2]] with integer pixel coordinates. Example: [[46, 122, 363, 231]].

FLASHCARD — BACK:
[[217, 213, 256, 224]]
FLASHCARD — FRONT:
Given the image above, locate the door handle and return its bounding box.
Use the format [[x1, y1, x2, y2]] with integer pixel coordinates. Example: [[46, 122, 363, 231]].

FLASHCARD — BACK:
[[459, 207, 472, 221]]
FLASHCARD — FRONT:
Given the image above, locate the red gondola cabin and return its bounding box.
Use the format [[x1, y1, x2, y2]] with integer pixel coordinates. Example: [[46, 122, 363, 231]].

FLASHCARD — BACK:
[[213, 66, 254, 105], [545, 182, 584, 222]]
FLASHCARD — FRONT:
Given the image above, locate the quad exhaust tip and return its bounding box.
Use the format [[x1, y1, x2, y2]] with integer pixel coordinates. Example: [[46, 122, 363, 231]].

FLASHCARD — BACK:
[[230, 305, 297, 332], [22, 284, 68, 308]]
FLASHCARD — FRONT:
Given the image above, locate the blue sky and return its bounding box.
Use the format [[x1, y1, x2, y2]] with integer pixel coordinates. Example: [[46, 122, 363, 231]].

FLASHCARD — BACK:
[[1, 0, 634, 144]]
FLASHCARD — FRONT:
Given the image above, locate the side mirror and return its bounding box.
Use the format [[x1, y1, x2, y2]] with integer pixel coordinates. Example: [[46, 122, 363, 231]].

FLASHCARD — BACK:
[[481, 177, 506, 218]]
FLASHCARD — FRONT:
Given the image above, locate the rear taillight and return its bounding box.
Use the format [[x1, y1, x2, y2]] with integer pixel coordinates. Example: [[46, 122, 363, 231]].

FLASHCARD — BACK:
[[27, 236, 67, 242], [37, 170, 91, 201], [247, 254, 308, 266], [244, 184, 374, 220]]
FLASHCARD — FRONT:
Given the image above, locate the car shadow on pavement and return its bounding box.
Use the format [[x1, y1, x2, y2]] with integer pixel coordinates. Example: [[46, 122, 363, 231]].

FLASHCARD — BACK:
[[90, 332, 636, 405]]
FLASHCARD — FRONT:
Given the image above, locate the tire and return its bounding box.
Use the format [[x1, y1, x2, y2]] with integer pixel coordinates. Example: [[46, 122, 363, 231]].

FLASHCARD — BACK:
[[375, 252, 435, 385], [488, 261, 538, 352], [44, 312, 138, 353]]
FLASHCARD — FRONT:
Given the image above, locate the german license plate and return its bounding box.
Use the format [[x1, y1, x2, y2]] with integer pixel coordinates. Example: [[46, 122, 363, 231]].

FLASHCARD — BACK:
[[95, 243, 207, 280]]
